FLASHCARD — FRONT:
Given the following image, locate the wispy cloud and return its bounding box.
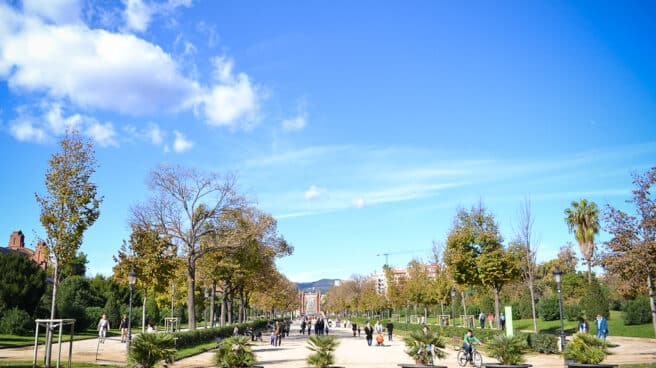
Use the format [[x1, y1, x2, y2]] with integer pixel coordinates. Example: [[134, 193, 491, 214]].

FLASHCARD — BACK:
[[172, 130, 193, 152]]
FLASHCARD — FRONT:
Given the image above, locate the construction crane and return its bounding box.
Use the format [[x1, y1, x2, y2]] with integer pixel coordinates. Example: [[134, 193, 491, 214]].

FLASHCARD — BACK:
[[376, 248, 432, 266]]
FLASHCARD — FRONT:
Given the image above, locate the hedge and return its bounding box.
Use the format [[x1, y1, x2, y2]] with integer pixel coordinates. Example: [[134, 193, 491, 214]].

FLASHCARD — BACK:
[[171, 320, 269, 349]]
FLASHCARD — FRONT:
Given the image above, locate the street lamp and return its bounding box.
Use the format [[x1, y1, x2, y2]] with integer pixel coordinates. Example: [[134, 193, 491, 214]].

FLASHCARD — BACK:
[[127, 268, 137, 352], [450, 286, 456, 327], [553, 266, 565, 352]]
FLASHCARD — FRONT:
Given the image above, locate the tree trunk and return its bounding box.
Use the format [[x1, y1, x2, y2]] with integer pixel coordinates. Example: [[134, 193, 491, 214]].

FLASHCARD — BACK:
[[423, 305, 428, 323], [239, 289, 245, 323], [587, 261, 593, 284], [493, 286, 501, 329], [220, 289, 227, 326], [647, 272, 656, 338], [528, 274, 538, 333], [44, 261, 59, 368], [187, 261, 196, 330], [142, 295, 147, 333], [227, 296, 233, 324], [210, 281, 216, 327]]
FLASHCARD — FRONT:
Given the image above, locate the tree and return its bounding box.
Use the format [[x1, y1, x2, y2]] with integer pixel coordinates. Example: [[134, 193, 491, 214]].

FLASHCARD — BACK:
[[132, 165, 244, 330], [514, 198, 539, 333], [113, 223, 180, 332], [601, 167, 656, 337], [444, 203, 519, 328], [0, 252, 47, 316], [35, 131, 102, 367], [565, 199, 600, 284]]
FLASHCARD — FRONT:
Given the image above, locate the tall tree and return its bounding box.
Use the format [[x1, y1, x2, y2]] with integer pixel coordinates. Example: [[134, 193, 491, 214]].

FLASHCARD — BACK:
[[602, 167, 656, 337], [35, 131, 102, 367], [113, 223, 180, 332], [132, 165, 244, 330], [564, 199, 600, 284], [515, 198, 539, 333], [444, 203, 518, 328]]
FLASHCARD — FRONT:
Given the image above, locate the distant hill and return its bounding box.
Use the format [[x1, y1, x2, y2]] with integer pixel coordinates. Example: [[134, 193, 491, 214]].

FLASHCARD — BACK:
[[295, 279, 340, 293]]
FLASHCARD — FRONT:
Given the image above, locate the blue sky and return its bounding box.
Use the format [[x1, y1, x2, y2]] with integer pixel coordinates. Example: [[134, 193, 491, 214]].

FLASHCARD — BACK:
[[0, 0, 654, 282]]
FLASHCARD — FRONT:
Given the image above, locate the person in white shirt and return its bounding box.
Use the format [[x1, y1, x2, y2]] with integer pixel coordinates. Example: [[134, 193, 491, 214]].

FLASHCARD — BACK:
[[97, 314, 110, 343]]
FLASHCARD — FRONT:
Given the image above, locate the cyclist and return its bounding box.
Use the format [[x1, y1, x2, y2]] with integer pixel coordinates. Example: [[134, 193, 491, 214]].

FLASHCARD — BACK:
[[463, 329, 481, 365]]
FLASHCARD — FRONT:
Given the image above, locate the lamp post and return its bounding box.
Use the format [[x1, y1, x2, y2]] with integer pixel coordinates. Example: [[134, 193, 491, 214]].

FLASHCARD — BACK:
[[127, 268, 137, 353], [450, 286, 456, 327], [553, 266, 565, 352]]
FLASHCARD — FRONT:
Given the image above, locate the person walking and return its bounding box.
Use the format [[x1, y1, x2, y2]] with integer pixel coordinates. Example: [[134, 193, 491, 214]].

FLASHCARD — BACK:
[[578, 317, 589, 333], [595, 314, 608, 341], [478, 311, 486, 329], [275, 321, 283, 346], [352, 322, 357, 337], [487, 313, 494, 329], [97, 314, 110, 343], [500, 312, 506, 330], [386, 320, 394, 342], [374, 320, 383, 335], [119, 314, 129, 343], [364, 322, 373, 346]]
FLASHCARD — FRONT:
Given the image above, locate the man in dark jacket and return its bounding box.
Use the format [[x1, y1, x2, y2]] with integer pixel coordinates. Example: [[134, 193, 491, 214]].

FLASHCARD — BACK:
[[386, 320, 394, 341]]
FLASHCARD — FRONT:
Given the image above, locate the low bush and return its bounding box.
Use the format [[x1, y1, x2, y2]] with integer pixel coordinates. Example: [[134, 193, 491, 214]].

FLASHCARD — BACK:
[[526, 333, 559, 354], [486, 335, 527, 365], [307, 335, 340, 368], [564, 304, 582, 321], [623, 296, 651, 325], [172, 320, 268, 349], [214, 336, 256, 368], [128, 332, 176, 368], [538, 296, 560, 321], [0, 307, 33, 335], [563, 333, 607, 364]]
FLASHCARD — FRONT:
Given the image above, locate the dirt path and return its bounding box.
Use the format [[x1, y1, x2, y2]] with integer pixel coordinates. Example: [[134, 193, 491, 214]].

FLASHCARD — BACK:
[[2, 324, 655, 367]]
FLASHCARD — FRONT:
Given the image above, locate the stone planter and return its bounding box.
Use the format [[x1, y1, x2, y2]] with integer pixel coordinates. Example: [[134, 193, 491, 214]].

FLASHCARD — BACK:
[[483, 364, 532, 368], [397, 364, 447, 368]]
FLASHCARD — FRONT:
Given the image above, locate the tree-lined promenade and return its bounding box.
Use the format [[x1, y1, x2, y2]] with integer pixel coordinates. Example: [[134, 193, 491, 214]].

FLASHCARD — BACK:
[[0, 130, 655, 368]]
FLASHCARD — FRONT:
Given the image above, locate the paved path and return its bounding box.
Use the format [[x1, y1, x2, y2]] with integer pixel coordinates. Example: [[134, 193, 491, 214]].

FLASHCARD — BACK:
[[2, 322, 655, 368]]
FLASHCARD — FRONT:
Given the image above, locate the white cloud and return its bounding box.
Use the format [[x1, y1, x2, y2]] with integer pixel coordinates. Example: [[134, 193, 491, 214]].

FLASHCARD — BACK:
[[46, 103, 83, 134], [123, 0, 193, 33], [354, 198, 366, 208], [23, 0, 82, 24], [9, 119, 48, 143], [304, 185, 324, 200], [145, 123, 164, 145], [172, 130, 193, 152], [123, 0, 153, 32], [0, 4, 261, 130], [202, 57, 259, 127], [86, 121, 117, 147], [0, 4, 199, 115], [282, 115, 306, 131]]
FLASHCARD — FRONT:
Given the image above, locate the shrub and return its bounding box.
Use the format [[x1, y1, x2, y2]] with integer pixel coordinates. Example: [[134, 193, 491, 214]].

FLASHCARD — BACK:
[[214, 336, 256, 368], [0, 252, 47, 315], [563, 333, 607, 364], [403, 329, 447, 365], [172, 320, 268, 349], [527, 333, 559, 354], [623, 295, 651, 325], [486, 335, 527, 365], [128, 332, 176, 368], [0, 307, 33, 335], [581, 281, 609, 320], [538, 296, 560, 321], [564, 304, 582, 321], [306, 335, 340, 368], [85, 306, 104, 329]]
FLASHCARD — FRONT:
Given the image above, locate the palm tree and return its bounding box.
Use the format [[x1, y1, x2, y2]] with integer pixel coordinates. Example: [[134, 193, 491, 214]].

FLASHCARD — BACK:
[[564, 199, 600, 284]]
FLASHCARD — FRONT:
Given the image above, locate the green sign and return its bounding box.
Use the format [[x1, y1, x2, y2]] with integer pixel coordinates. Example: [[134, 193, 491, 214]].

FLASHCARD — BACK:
[[505, 306, 513, 336]]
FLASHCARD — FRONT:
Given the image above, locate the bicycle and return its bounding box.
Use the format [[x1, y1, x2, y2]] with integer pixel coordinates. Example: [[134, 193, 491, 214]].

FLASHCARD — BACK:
[[457, 343, 482, 367]]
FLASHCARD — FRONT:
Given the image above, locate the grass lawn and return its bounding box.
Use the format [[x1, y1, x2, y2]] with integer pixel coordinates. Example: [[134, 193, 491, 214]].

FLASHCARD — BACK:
[[512, 311, 655, 338], [0, 330, 120, 348]]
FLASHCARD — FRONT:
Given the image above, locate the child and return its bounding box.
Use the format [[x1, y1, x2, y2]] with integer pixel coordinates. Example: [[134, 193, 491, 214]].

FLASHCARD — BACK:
[[270, 331, 276, 345]]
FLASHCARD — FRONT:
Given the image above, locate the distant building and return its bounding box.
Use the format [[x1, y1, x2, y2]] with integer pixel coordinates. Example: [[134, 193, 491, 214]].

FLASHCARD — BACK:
[[0, 230, 48, 270], [372, 262, 441, 294], [299, 290, 322, 316]]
